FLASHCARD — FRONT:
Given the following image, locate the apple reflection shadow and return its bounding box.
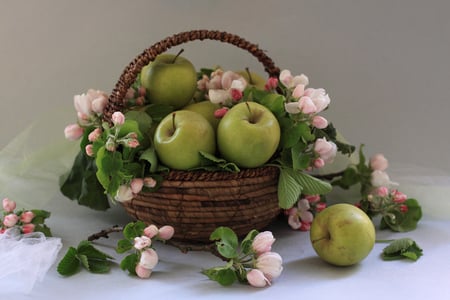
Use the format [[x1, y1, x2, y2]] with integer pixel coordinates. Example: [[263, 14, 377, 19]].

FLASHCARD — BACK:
[[284, 256, 362, 281]]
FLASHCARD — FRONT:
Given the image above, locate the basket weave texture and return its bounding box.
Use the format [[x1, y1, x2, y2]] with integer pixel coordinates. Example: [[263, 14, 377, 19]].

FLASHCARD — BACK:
[[103, 30, 282, 242]]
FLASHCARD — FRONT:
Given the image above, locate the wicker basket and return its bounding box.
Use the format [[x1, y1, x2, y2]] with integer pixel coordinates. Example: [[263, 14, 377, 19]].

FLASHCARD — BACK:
[[103, 30, 282, 243]]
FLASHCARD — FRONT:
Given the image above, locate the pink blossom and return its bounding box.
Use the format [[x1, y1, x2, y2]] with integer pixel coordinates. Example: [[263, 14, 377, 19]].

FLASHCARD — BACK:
[[143, 177, 157, 188], [264, 77, 278, 91], [127, 138, 140, 148], [376, 186, 389, 197], [64, 124, 84, 141], [288, 199, 313, 230], [370, 154, 389, 171], [22, 223, 35, 234], [88, 128, 102, 142], [74, 93, 93, 117], [298, 96, 317, 114], [20, 211, 35, 223], [399, 204, 408, 213], [231, 89, 243, 101], [221, 71, 244, 90], [214, 107, 229, 118], [255, 252, 283, 281], [197, 74, 210, 91], [91, 96, 107, 114], [313, 158, 325, 169], [299, 222, 311, 231], [314, 138, 337, 163], [158, 225, 175, 240], [112, 111, 125, 126], [134, 236, 151, 250], [371, 170, 397, 187], [144, 225, 159, 238], [247, 269, 270, 288], [284, 102, 301, 114], [135, 263, 152, 279], [130, 178, 144, 194], [305, 195, 321, 204], [3, 214, 19, 227], [252, 231, 275, 255], [2, 198, 16, 213], [85, 144, 94, 157], [125, 88, 136, 99], [392, 190, 407, 203], [115, 185, 133, 202], [315, 202, 327, 212], [292, 84, 306, 99], [308, 88, 330, 112], [279, 70, 309, 89], [209, 89, 230, 104], [135, 96, 145, 106], [312, 115, 328, 129], [140, 248, 159, 269], [207, 69, 224, 90]]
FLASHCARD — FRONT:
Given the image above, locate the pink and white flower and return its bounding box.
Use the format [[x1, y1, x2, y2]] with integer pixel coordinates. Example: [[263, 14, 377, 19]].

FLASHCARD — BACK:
[[2, 198, 16, 213], [135, 263, 152, 279], [252, 231, 275, 255], [64, 124, 84, 141], [111, 111, 125, 126], [134, 236, 151, 250], [20, 211, 35, 223], [247, 269, 271, 288], [370, 154, 389, 171], [115, 185, 134, 202], [3, 214, 19, 227], [139, 248, 159, 270], [158, 225, 175, 240], [314, 138, 337, 163], [255, 252, 283, 281], [287, 199, 314, 230], [279, 70, 309, 89], [144, 225, 159, 238]]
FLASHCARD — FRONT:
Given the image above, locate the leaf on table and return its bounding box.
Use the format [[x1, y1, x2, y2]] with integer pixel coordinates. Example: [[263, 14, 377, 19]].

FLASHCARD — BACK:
[[381, 238, 423, 261]]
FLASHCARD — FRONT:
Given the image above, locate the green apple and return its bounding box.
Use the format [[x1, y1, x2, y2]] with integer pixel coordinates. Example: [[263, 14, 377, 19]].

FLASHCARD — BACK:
[[140, 52, 197, 109], [154, 110, 215, 170], [310, 203, 376, 266], [217, 102, 280, 168], [183, 101, 221, 130], [237, 68, 267, 90]]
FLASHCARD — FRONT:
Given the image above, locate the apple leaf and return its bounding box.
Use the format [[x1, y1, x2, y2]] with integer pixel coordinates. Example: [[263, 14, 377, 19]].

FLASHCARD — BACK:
[[196, 151, 240, 172], [140, 147, 159, 173], [381, 238, 423, 261], [202, 265, 237, 286], [145, 104, 174, 123], [278, 168, 303, 209], [292, 170, 332, 196], [209, 227, 239, 259], [380, 198, 422, 232], [291, 142, 311, 170]]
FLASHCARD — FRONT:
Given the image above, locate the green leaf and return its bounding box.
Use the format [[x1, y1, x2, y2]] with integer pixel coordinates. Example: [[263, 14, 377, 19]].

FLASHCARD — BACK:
[[120, 253, 139, 275], [259, 93, 286, 117], [210, 227, 239, 259], [125, 110, 153, 136], [77, 254, 90, 271], [382, 238, 423, 261], [202, 266, 237, 286], [240, 229, 259, 255], [77, 240, 114, 260], [87, 259, 111, 274], [140, 147, 159, 173], [59, 150, 90, 201], [123, 221, 146, 240], [33, 224, 53, 237], [145, 104, 174, 123], [116, 239, 134, 254], [57, 247, 80, 276], [381, 198, 422, 232], [279, 118, 300, 149], [331, 167, 359, 189], [197, 151, 240, 172], [278, 168, 302, 209], [291, 142, 311, 170]]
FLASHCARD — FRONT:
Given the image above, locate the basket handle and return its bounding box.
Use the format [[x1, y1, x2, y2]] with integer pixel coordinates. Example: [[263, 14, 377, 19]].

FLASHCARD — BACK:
[[103, 29, 281, 121]]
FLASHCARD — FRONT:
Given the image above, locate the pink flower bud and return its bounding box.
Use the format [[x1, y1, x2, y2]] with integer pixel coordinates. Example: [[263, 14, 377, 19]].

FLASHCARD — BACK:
[[252, 231, 276, 255], [313, 158, 325, 169], [399, 204, 408, 213], [299, 221, 311, 231], [370, 154, 389, 171], [3, 214, 19, 227], [20, 211, 35, 223], [314, 138, 337, 163], [111, 111, 125, 126], [105, 138, 116, 152], [134, 236, 151, 250], [64, 124, 84, 141], [135, 263, 152, 279], [143, 177, 157, 188], [264, 77, 278, 91], [115, 185, 133, 202], [74, 93, 93, 116], [299, 210, 314, 224], [138, 86, 146, 97], [230, 88, 243, 101], [255, 252, 283, 281], [392, 190, 407, 203], [135, 96, 145, 106], [214, 107, 229, 119], [130, 178, 144, 194], [305, 195, 321, 204], [22, 223, 35, 234], [158, 225, 175, 240], [144, 225, 159, 238], [246, 269, 270, 288], [85, 144, 94, 157], [127, 139, 140, 148], [376, 186, 389, 197], [2, 198, 16, 213], [299, 96, 317, 114], [140, 248, 158, 269], [91, 96, 107, 114], [315, 202, 327, 212], [88, 128, 102, 142], [312, 115, 328, 129], [292, 84, 305, 99], [125, 88, 135, 99]]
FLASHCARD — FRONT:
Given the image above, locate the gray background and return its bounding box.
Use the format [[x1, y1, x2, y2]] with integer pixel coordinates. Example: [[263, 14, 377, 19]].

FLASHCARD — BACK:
[[1, 0, 449, 173]]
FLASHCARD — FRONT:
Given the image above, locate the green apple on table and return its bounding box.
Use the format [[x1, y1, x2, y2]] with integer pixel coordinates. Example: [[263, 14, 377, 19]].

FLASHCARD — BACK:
[[140, 51, 197, 109], [183, 101, 221, 130], [217, 101, 280, 168], [153, 110, 216, 170], [237, 68, 267, 90], [310, 203, 376, 266]]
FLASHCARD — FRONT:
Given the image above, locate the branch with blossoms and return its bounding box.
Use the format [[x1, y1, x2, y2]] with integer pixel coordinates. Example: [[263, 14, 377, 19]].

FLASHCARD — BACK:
[[1, 198, 52, 236]]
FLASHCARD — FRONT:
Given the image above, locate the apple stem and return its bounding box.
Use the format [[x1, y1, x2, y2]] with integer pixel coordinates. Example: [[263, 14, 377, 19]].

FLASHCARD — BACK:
[[172, 48, 185, 63], [245, 67, 254, 84]]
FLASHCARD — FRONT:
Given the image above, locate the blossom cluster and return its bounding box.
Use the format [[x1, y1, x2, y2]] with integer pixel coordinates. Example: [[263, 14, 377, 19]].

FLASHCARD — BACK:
[[1, 198, 36, 234], [133, 224, 175, 279], [286, 195, 327, 231], [246, 231, 283, 287]]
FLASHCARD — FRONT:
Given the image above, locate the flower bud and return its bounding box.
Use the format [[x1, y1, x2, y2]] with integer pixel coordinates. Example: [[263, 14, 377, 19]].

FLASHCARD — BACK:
[[111, 111, 125, 126], [20, 211, 35, 223], [88, 128, 102, 142], [3, 214, 19, 227], [64, 124, 84, 141], [22, 223, 35, 234], [158, 225, 175, 240], [252, 231, 275, 255], [313, 158, 325, 168], [376, 186, 389, 197], [292, 84, 305, 99], [140, 248, 158, 269], [392, 190, 407, 203], [214, 107, 229, 118], [85, 144, 94, 157], [143, 177, 157, 188], [135, 263, 152, 279], [2, 198, 16, 213], [370, 154, 389, 171], [130, 178, 144, 194], [315, 202, 327, 212], [125, 88, 136, 99], [144, 225, 159, 238], [299, 96, 317, 114], [246, 269, 270, 288], [115, 185, 133, 202], [255, 252, 283, 280], [314, 138, 337, 163], [264, 77, 278, 91], [312, 115, 328, 129]]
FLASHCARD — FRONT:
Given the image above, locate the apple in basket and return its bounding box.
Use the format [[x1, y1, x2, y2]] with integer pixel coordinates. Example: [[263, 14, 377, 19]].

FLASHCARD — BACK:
[[183, 101, 221, 130], [140, 52, 197, 109], [217, 101, 280, 168], [310, 203, 376, 266], [237, 68, 267, 90], [154, 110, 216, 170]]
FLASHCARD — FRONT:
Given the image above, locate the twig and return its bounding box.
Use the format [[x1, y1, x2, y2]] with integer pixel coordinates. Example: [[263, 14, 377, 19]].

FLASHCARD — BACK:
[[87, 225, 123, 241]]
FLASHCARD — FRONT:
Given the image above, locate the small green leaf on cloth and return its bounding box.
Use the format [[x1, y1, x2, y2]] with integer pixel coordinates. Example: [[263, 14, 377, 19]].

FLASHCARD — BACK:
[[381, 238, 423, 261]]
